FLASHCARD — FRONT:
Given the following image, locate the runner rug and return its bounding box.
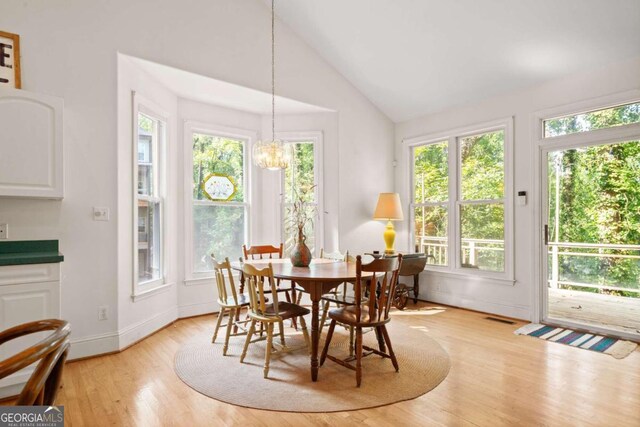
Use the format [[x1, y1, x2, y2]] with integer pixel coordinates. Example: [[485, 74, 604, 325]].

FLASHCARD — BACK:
[[515, 323, 637, 359]]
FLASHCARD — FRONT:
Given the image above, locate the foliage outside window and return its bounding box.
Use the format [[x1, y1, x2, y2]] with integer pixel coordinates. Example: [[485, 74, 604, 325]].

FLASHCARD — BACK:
[[547, 140, 640, 298], [459, 130, 505, 272], [410, 125, 510, 275], [412, 141, 448, 265], [544, 102, 640, 138], [192, 133, 247, 272], [136, 112, 164, 285], [282, 141, 318, 256]]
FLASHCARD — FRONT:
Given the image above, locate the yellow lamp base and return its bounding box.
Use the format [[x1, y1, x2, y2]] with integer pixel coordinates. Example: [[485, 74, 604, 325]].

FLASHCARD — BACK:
[[383, 220, 396, 254]]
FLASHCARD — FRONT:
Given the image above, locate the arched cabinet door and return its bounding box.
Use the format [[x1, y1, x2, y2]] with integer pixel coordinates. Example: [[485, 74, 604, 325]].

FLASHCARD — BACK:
[[0, 88, 63, 199]]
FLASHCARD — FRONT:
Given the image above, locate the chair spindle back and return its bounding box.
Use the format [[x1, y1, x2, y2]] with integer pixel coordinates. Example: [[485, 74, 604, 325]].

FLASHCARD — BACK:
[[242, 262, 280, 317], [211, 255, 239, 306], [243, 244, 283, 260], [354, 254, 403, 323]]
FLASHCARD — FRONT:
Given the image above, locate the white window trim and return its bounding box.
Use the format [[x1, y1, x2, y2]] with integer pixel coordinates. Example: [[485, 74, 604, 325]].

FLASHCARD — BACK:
[[277, 131, 325, 256], [183, 120, 256, 281], [403, 117, 515, 283], [132, 91, 169, 297], [530, 89, 640, 323]]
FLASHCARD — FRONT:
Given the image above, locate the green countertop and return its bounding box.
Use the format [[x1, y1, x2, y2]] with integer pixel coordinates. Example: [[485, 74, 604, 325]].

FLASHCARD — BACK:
[[0, 240, 64, 266]]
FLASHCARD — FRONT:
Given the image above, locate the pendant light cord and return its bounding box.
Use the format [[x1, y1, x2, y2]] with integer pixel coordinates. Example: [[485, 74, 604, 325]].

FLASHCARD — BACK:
[[271, 0, 276, 141]]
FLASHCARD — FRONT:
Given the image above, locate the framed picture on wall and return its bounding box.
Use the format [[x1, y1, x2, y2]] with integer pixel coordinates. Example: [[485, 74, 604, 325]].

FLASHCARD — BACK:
[[0, 31, 21, 89]]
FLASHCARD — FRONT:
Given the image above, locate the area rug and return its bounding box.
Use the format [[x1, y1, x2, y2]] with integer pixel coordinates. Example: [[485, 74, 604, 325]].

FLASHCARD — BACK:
[[515, 323, 638, 359], [174, 321, 450, 412]]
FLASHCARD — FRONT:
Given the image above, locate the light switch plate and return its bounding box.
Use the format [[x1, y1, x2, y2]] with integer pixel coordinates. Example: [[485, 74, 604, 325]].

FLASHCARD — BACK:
[[0, 223, 7, 239], [93, 207, 110, 221]]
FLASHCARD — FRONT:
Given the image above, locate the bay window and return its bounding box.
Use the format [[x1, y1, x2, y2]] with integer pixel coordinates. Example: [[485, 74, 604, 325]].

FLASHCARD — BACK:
[[185, 122, 252, 279], [280, 133, 323, 256], [134, 101, 166, 289]]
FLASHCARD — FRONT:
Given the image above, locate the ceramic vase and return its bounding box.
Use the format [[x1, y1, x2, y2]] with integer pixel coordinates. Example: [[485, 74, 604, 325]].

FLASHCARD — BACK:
[[290, 229, 312, 267]]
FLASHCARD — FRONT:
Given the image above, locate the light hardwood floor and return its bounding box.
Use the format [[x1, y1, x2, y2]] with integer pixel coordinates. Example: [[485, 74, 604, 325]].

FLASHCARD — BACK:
[[55, 303, 640, 426]]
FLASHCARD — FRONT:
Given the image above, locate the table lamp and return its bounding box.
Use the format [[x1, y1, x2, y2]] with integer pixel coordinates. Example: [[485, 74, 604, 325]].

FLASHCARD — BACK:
[[373, 193, 404, 254]]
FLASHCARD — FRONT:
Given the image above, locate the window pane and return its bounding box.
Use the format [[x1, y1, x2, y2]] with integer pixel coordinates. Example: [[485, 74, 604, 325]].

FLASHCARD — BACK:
[[284, 142, 315, 203], [283, 203, 316, 256], [414, 206, 447, 266], [192, 205, 246, 273], [460, 130, 504, 200], [413, 141, 448, 203], [137, 113, 155, 196], [138, 200, 161, 282], [193, 133, 244, 202], [544, 102, 640, 138], [460, 203, 504, 272]]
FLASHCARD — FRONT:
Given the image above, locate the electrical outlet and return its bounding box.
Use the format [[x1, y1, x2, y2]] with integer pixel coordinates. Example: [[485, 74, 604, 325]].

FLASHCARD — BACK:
[[0, 223, 7, 239], [98, 305, 108, 321], [93, 207, 110, 221]]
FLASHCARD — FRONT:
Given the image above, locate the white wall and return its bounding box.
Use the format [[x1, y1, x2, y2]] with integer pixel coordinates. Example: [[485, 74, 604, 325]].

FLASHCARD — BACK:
[[394, 57, 640, 320], [0, 0, 393, 357], [115, 55, 179, 353]]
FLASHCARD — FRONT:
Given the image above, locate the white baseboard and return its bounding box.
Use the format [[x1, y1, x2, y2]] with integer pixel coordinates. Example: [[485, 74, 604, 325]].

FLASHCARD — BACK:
[[118, 306, 178, 350], [424, 290, 530, 320], [69, 331, 120, 360], [177, 301, 218, 318], [0, 369, 33, 399], [68, 307, 178, 361]]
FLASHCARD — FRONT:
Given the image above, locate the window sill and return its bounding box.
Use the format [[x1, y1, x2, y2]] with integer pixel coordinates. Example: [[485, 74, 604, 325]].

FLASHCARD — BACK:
[[183, 276, 214, 287], [422, 268, 516, 286], [184, 271, 241, 287], [131, 281, 175, 302]]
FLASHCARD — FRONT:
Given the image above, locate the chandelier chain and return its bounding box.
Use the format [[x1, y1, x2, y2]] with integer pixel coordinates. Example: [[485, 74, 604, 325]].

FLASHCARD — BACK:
[[271, 0, 275, 141]]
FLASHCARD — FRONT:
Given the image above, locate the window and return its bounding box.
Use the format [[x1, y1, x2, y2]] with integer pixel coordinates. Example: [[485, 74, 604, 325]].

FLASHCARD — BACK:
[[544, 101, 640, 138], [459, 130, 505, 272], [413, 141, 448, 266], [190, 130, 249, 274], [409, 119, 513, 278], [280, 134, 323, 256], [134, 108, 165, 287]]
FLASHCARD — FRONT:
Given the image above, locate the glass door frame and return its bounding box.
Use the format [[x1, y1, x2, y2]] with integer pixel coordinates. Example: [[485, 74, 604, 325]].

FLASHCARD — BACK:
[[532, 91, 640, 340]]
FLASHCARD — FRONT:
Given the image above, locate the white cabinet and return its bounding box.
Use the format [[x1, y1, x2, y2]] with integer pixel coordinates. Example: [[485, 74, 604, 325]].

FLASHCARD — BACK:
[[0, 88, 64, 199], [0, 263, 61, 398]]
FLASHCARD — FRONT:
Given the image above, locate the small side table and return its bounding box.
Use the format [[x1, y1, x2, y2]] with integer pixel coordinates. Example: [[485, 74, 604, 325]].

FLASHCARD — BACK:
[[365, 252, 431, 308]]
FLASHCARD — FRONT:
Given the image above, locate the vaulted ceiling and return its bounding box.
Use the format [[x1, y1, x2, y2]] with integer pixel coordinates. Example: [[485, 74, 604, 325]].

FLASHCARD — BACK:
[[271, 0, 640, 122]]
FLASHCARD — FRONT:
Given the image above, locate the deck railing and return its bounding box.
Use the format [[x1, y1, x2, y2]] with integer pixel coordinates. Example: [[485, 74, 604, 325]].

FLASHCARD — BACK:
[[547, 241, 640, 294], [418, 236, 504, 269], [417, 236, 640, 295]]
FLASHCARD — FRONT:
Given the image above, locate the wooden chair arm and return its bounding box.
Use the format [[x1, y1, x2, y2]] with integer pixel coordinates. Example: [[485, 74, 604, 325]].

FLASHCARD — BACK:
[[0, 320, 70, 380]]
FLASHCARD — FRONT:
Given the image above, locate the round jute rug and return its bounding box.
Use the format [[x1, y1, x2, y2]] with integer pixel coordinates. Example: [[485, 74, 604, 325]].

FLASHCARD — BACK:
[[174, 321, 450, 413]]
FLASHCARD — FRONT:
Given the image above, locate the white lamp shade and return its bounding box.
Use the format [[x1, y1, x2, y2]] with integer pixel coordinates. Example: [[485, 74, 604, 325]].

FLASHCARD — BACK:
[[373, 193, 404, 221]]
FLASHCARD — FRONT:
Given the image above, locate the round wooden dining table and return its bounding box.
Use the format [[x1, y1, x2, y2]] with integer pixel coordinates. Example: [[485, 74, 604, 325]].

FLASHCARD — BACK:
[[230, 258, 372, 382]]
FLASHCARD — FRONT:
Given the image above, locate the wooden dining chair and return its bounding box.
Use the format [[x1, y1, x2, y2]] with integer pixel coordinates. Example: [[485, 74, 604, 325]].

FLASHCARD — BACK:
[[211, 255, 251, 356], [240, 261, 311, 378], [0, 319, 70, 405], [317, 249, 358, 325], [320, 254, 403, 387], [243, 243, 297, 328], [242, 244, 293, 299]]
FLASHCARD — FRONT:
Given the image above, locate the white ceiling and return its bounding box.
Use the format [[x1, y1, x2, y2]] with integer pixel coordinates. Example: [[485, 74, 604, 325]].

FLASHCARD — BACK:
[[271, 0, 640, 122], [126, 55, 333, 115]]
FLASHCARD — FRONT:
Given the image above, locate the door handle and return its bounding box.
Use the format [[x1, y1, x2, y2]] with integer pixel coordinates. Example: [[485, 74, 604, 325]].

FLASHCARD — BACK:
[[544, 224, 549, 245]]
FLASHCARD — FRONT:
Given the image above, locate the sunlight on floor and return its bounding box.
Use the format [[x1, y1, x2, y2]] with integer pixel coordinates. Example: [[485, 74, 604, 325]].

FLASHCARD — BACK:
[[391, 306, 447, 317]]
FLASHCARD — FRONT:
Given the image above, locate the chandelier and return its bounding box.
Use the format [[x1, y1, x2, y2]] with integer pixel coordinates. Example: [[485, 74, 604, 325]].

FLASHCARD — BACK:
[[253, 0, 291, 170]]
